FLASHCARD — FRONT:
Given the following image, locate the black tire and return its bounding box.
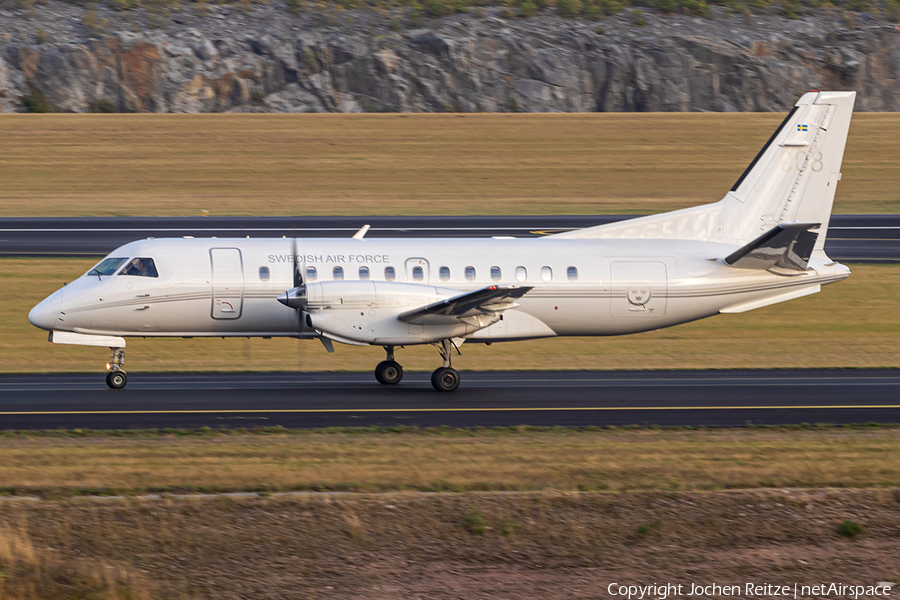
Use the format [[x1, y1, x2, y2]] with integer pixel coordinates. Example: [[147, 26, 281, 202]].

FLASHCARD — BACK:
[[431, 367, 460, 393], [106, 371, 127, 389], [375, 360, 403, 385]]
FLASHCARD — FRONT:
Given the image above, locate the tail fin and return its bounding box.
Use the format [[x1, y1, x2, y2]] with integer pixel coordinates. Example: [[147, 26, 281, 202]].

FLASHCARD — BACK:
[[555, 91, 856, 257], [720, 91, 855, 254]]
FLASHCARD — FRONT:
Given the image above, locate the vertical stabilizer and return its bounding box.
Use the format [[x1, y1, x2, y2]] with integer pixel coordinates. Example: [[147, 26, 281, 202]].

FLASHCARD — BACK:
[[717, 90, 855, 255], [555, 91, 856, 257]]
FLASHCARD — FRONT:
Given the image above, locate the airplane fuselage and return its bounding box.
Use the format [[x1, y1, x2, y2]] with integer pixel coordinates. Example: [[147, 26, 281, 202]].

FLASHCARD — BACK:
[[31, 236, 850, 345]]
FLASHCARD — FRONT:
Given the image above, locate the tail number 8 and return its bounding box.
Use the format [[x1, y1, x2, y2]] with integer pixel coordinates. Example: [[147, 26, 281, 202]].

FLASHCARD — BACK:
[[780, 151, 824, 173]]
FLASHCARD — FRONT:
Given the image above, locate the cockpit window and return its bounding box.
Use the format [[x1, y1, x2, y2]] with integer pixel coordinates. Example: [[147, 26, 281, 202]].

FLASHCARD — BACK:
[[88, 257, 128, 277], [120, 257, 159, 278]]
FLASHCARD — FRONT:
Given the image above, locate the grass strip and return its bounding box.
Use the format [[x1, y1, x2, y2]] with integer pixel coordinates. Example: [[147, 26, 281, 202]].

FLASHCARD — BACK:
[[0, 427, 898, 498], [1, 113, 897, 217]]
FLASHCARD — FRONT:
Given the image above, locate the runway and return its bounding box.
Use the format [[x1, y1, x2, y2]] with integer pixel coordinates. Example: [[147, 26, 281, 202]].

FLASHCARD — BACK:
[[1, 370, 898, 430], [1, 214, 898, 262]]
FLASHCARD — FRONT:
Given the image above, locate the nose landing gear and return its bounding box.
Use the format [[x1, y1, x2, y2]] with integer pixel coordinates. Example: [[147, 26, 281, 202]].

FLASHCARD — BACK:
[[105, 347, 127, 389], [431, 339, 460, 393], [375, 345, 403, 385]]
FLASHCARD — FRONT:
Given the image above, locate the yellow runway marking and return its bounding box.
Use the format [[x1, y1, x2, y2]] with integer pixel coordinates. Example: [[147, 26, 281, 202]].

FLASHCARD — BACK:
[[529, 229, 572, 236], [1, 405, 899, 416]]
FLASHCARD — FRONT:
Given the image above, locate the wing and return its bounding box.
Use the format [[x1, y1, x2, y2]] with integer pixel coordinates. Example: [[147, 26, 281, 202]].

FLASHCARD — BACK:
[[398, 285, 533, 327], [724, 223, 820, 271]]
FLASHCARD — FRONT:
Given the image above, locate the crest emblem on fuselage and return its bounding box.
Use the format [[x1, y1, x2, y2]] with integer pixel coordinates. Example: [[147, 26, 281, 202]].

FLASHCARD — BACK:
[[627, 286, 651, 307]]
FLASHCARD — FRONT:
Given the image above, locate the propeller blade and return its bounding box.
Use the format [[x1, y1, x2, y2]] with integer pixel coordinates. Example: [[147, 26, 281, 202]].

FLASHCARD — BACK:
[[292, 237, 303, 288], [286, 237, 309, 330]]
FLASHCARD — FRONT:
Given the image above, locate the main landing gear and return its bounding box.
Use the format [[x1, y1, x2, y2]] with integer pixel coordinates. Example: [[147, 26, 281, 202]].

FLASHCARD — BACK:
[[373, 341, 461, 392], [105, 347, 127, 389], [431, 339, 460, 393], [374, 346, 403, 385]]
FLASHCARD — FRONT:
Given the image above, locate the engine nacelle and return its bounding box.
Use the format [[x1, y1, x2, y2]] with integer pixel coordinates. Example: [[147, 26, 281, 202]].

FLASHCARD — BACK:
[[302, 281, 480, 345]]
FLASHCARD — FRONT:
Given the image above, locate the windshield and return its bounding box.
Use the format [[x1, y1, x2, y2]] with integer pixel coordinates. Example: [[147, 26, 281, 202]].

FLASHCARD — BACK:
[[88, 257, 128, 277], [120, 257, 159, 278]]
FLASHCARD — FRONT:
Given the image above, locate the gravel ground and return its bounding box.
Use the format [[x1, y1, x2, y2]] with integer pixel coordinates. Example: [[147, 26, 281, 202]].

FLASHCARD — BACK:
[[4, 488, 899, 598]]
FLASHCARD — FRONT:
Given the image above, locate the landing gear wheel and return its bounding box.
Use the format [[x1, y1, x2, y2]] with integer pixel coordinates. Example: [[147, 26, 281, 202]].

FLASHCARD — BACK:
[[431, 367, 460, 393], [375, 360, 403, 385], [106, 371, 127, 389]]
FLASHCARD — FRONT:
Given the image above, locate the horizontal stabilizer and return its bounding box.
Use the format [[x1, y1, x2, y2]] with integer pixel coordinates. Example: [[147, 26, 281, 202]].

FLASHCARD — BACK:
[[398, 285, 532, 324], [724, 223, 819, 271]]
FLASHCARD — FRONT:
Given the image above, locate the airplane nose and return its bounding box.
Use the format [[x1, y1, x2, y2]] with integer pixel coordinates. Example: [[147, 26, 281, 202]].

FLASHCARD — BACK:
[[29, 289, 63, 331]]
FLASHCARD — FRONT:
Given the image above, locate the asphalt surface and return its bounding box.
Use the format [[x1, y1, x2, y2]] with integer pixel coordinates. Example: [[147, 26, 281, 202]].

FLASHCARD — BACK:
[[1, 370, 897, 430], [1, 214, 898, 262]]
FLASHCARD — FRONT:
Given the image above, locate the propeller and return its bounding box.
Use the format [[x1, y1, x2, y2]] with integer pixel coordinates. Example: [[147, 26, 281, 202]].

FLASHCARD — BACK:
[[277, 237, 308, 310], [293, 236, 303, 288]]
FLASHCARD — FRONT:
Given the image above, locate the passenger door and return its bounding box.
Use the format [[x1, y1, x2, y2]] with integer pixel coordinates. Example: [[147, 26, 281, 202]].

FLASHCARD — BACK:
[[210, 248, 244, 319]]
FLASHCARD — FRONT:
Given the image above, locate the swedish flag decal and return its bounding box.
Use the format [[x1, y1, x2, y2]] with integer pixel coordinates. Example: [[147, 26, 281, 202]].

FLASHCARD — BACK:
[[797, 124, 808, 132]]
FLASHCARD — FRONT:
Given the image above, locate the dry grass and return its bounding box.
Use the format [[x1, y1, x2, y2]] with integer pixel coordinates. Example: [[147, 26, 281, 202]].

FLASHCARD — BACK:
[[0, 428, 899, 495], [0, 524, 154, 600], [0, 113, 896, 217], [2, 259, 898, 372]]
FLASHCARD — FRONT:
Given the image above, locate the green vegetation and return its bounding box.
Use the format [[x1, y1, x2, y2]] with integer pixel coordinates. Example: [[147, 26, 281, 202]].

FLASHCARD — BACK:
[[0, 113, 897, 217], [636, 517, 661, 535], [462, 505, 487, 534], [885, 0, 900, 18], [838, 519, 862, 537], [20, 86, 53, 113], [88, 99, 117, 113], [3, 0, 889, 25]]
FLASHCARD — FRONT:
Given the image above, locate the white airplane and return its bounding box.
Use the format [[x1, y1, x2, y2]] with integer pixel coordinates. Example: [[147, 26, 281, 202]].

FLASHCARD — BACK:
[[29, 91, 855, 392]]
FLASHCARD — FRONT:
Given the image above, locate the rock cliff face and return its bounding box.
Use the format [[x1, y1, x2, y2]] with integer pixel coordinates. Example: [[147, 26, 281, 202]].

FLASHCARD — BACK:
[[1, 2, 898, 112]]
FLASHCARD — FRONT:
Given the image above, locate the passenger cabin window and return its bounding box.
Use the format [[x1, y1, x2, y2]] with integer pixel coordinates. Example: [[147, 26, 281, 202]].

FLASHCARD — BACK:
[[385, 266, 396, 281], [333, 266, 344, 280], [465, 266, 476, 281], [541, 266, 552, 282], [516, 266, 527, 282], [412, 266, 424, 281], [490, 266, 501, 281], [439, 266, 450, 281], [567, 266, 578, 281], [306, 266, 318, 281], [359, 266, 370, 280], [259, 266, 270, 281], [121, 257, 158, 278], [88, 257, 128, 277]]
